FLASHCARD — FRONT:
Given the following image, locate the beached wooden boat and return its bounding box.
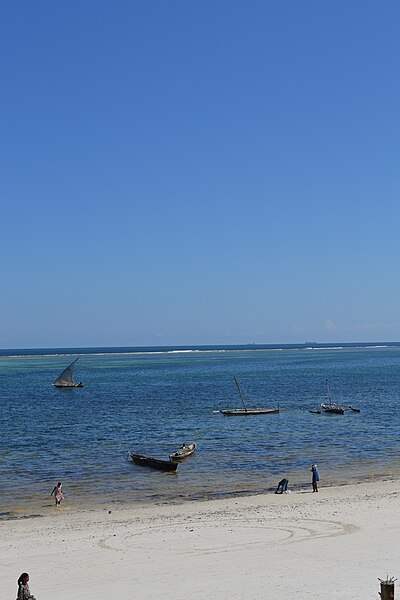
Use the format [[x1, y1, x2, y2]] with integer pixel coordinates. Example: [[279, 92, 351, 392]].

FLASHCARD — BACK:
[[52, 358, 84, 388], [169, 443, 196, 460], [128, 452, 178, 472], [219, 377, 279, 416]]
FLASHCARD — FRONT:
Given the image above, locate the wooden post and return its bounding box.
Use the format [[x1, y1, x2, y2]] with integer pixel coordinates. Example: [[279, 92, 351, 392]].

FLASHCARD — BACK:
[[379, 577, 396, 600]]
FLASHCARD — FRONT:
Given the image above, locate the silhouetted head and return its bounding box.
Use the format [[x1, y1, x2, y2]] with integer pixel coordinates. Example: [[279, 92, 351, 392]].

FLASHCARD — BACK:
[[18, 573, 29, 586]]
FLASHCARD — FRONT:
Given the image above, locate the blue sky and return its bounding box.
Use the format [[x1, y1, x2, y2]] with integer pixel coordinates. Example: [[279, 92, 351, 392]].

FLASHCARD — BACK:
[[1, 1, 400, 348]]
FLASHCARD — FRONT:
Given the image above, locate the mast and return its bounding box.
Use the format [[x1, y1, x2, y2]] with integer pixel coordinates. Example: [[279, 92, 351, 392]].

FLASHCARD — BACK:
[[234, 377, 248, 412], [326, 379, 332, 405]]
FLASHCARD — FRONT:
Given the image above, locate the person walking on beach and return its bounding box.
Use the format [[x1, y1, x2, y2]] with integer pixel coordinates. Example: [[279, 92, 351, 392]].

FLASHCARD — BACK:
[[17, 573, 36, 600], [51, 481, 64, 507], [311, 463, 319, 492]]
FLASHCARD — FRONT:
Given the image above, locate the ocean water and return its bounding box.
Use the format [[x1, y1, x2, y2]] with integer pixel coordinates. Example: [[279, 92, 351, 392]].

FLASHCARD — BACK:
[[1, 343, 400, 516]]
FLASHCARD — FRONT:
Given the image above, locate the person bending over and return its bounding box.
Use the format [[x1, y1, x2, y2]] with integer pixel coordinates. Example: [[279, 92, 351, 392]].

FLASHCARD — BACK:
[[275, 478, 289, 494]]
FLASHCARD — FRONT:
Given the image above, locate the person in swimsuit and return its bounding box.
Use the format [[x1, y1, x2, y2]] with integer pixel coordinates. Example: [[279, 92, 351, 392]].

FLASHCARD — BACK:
[[51, 481, 64, 506]]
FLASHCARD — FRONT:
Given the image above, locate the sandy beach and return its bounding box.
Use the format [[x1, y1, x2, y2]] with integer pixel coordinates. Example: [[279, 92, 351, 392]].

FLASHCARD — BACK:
[[1, 479, 399, 600]]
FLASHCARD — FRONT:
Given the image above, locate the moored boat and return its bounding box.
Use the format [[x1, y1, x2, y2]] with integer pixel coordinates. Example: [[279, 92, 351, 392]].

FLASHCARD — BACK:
[[321, 380, 344, 414], [219, 377, 279, 416], [128, 452, 178, 472], [169, 443, 196, 460], [220, 407, 279, 416]]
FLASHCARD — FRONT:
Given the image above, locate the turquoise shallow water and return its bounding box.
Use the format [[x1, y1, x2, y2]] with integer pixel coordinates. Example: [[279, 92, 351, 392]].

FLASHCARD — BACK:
[[1, 344, 400, 516]]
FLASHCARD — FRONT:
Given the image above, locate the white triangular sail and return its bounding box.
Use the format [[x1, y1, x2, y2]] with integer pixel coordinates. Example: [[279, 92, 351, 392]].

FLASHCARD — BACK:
[[53, 358, 79, 386]]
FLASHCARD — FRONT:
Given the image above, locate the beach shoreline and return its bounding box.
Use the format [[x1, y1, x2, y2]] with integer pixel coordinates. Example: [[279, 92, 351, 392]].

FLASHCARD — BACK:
[[1, 477, 399, 599], [2, 466, 400, 521], [2, 466, 400, 520]]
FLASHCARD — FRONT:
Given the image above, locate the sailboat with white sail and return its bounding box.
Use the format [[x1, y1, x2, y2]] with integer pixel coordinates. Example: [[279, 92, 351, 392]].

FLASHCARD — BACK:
[[52, 357, 84, 388]]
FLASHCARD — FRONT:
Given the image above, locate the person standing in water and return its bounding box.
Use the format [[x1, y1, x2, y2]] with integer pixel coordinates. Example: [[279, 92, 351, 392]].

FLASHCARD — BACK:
[[17, 573, 36, 600], [311, 464, 319, 492], [51, 481, 64, 506]]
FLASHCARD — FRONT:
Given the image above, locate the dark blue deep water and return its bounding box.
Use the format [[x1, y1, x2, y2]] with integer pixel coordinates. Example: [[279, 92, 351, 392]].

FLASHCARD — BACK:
[[1, 344, 400, 516]]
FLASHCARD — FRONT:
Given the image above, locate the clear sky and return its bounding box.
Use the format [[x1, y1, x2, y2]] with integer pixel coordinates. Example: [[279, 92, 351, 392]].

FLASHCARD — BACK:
[[1, 1, 400, 348]]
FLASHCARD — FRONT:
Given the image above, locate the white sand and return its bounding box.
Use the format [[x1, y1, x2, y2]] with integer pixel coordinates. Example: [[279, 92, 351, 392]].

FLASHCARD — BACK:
[[1, 479, 399, 600]]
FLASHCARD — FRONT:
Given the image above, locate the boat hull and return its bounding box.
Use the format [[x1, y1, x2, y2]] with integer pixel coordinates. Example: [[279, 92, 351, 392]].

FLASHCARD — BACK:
[[53, 383, 84, 388], [321, 404, 345, 415], [169, 443, 196, 460], [128, 453, 178, 472], [219, 408, 279, 416]]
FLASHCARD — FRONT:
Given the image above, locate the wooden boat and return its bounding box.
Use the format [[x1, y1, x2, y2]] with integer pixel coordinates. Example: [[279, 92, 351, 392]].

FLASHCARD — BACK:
[[52, 358, 84, 388], [321, 403, 344, 414], [169, 443, 196, 460], [219, 377, 279, 416], [321, 380, 344, 414], [128, 452, 178, 472], [220, 407, 279, 415]]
